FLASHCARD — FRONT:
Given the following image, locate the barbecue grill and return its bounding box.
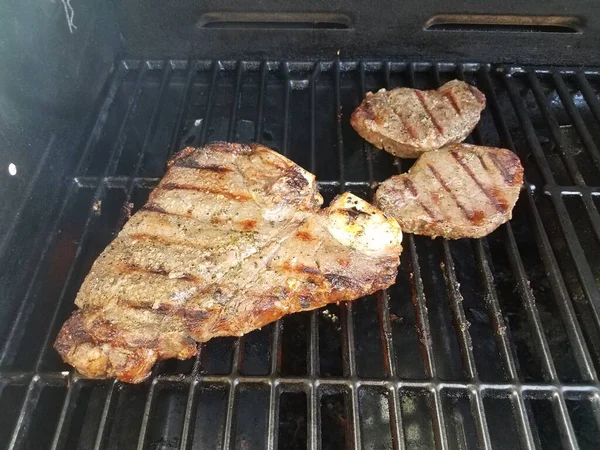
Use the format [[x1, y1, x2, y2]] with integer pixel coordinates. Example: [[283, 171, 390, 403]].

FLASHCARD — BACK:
[[2, 2, 600, 449]]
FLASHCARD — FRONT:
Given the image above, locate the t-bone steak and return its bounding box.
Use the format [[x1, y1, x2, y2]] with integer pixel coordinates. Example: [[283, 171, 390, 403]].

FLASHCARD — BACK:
[[55, 142, 403, 382]]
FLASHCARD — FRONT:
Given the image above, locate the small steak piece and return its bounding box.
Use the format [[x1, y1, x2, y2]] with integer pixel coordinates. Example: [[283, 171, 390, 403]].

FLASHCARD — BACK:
[[374, 144, 524, 239], [351, 80, 486, 158], [55, 142, 403, 383]]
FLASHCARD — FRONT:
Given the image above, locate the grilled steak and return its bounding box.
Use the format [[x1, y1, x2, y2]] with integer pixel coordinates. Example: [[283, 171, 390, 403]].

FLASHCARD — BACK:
[[374, 144, 524, 239], [351, 80, 486, 158], [55, 142, 403, 383]]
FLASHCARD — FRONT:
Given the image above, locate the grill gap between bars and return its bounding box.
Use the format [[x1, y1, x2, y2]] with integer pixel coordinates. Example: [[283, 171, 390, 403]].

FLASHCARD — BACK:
[[3, 59, 600, 450]]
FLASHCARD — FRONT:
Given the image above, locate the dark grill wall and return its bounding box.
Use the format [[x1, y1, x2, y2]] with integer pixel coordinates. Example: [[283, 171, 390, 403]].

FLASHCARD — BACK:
[[1, 60, 600, 449]]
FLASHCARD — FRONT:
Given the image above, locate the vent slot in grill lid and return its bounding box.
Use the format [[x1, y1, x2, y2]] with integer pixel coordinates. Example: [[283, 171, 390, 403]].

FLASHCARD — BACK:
[[198, 12, 352, 30], [424, 14, 581, 33]]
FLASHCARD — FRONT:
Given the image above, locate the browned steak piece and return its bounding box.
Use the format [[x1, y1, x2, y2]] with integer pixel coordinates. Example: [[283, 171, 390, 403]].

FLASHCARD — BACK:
[[374, 144, 524, 239], [55, 142, 403, 383], [351, 80, 486, 158]]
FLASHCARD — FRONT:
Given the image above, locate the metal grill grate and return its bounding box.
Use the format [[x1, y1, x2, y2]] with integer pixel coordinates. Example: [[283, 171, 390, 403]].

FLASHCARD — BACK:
[[2, 60, 600, 449]]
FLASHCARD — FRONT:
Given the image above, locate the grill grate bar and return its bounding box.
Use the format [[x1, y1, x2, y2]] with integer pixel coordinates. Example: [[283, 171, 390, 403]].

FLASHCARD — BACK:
[[119, 60, 174, 227], [361, 57, 406, 440], [0, 63, 129, 368], [219, 59, 246, 448], [362, 67, 403, 450], [554, 392, 581, 449], [400, 67, 448, 450], [396, 65, 437, 380], [473, 240, 537, 450], [512, 72, 600, 330], [434, 65, 480, 380], [477, 98, 581, 447], [222, 340, 243, 449], [198, 61, 220, 147], [540, 72, 600, 242], [307, 61, 321, 450], [181, 60, 226, 450], [7, 376, 44, 450], [135, 380, 158, 450], [7, 66, 150, 445], [549, 197, 600, 329], [358, 63, 376, 185], [264, 65, 283, 450], [227, 62, 244, 142], [281, 63, 291, 156], [171, 62, 203, 450], [78, 173, 600, 195], [137, 60, 221, 450], [266, 325, 282, 450], [167, 61, 197, 161], [481, 68, 598, 381], [93, 380, 119, 450], [469, 68, 561, 379], [553, 72, 600, 171], [254, 61, 268, 143], [4, 370, 600, 393], [449, 64, 495, 450], [526, 188, 599, 379], [388, 385, 406, 450], [503, 224, 559, 379], [31, 65, 149, 372], [576, 71, 600, 124], [310, 62, 321, 173], [49, 379, 82, 450], [527, 70, 586, 185], [335, 59, 362, 450], [503, 75, 556, 184], [164, 62, 201, 450]]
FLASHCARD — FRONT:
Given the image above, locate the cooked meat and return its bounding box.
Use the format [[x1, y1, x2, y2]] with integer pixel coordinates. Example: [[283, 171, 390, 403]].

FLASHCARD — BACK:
[[55, 142, 403, 383], [351, 80, 486, 158], [374, 144, 524, 239]]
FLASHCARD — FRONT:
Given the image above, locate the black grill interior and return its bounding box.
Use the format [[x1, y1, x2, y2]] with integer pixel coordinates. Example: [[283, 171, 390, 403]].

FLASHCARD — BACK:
[[2, 60, 600, 449]]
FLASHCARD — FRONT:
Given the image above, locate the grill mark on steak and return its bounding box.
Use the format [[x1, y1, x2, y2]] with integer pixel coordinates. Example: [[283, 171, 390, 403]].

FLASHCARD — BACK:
[[487, 153, 513, 184], [415, 90, 444, 135], [444, 91, 462, 115], [324, 273, 358, 290], [128, 232, 237, 250], [296, 230, 314, 241], [404, 178, 437, 220], [280, 260, 321, 275], [161, 183, 252, 201], [477, 154, 491, 172], [427, 163, 473, 222], [282, 168, 310, 191], [118, 261, 199, 282], [143, 204, 193, 220], [142, 204, 170, 215], [168, 146, 196, 168], [450, 151, 508, 213], [468, 84, 486, 105], [174, 160, 233, 173], [387, 100, 419, 140], [240, 219, 257, 230]]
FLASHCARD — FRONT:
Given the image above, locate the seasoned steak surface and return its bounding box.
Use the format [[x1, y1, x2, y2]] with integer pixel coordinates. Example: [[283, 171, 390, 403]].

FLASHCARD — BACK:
[[374, 144, 524, 239], [55, 143, 403, 382], [351, 80, 486, 158]]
